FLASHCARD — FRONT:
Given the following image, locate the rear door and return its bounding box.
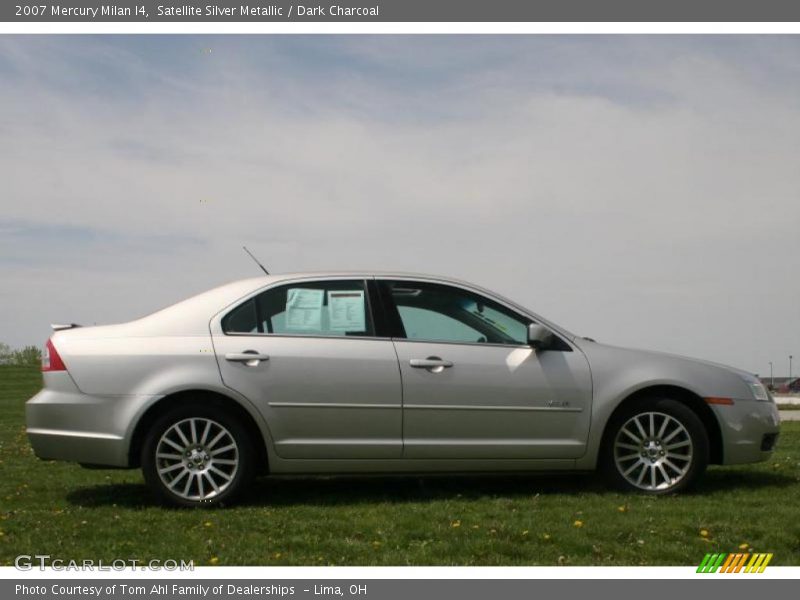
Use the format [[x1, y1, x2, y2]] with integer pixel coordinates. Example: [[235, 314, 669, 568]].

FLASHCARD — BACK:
[[378, 279, 593, 459], [211, 278, 402, 459]]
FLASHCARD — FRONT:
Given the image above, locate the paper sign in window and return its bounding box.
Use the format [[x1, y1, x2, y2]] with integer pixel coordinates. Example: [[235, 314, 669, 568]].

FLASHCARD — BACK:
[[328, 290, 366, 332], [285, 288, 324, 331]]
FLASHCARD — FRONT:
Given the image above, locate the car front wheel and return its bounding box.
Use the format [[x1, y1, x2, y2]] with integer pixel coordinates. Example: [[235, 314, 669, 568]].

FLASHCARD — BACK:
[[602, 398, 709, 494], [142, 404, 254, 507]]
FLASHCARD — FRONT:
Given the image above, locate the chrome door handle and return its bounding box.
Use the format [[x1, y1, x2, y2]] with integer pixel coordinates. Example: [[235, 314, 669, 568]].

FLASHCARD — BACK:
[[409, 357, 453, 373], [225, 351, 270, 366]]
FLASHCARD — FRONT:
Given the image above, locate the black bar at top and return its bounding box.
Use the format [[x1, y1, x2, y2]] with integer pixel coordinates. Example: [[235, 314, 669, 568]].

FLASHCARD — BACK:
[[4, 0, 800, 23]]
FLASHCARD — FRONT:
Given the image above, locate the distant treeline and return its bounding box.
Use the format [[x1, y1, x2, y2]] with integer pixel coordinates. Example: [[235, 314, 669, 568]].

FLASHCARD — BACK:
[[0, 343, 42, 367]]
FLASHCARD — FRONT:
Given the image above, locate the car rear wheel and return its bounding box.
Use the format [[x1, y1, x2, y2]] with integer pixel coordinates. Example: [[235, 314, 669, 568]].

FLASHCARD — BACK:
[[602, 397, 709, 494], [142, 404, 255, 507]]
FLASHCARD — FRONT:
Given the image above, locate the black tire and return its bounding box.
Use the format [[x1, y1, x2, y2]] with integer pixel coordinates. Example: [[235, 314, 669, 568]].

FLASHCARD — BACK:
[[141, 403, 255, 507], [601, 397, 709, 494]]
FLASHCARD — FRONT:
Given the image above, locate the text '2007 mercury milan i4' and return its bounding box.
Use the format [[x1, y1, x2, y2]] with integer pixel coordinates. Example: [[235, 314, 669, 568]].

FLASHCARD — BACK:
[[26, 272, 780, 506]]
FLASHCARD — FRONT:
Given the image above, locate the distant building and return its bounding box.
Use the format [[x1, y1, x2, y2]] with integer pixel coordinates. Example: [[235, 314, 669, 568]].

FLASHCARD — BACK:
[[759, 376, 799, 393]]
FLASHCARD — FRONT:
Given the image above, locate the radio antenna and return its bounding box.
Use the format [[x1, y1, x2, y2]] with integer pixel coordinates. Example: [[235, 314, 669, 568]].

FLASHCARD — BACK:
[[242, 246, 270, 275]]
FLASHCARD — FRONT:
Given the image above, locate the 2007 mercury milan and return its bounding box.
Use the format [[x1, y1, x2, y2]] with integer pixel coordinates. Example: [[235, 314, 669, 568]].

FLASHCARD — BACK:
[[26, 272, 780, 506]]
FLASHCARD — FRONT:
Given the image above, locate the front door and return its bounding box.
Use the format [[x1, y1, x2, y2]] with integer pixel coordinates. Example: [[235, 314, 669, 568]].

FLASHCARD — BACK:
[[378, 279, 593, 459], [212, 278, 402, 459]]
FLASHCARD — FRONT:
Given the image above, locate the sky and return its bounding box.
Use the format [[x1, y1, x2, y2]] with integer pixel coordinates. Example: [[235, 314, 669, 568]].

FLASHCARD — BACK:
[[0, 35, 798, 375]]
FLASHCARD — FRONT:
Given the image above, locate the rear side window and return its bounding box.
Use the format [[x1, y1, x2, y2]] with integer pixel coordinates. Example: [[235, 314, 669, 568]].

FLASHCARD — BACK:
[[223, 280, 375, 337], [223, 299, 258, 334]]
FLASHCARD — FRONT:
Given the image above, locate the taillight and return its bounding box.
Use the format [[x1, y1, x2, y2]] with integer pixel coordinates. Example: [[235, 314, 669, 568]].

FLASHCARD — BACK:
[[42, 338, 66, 372]]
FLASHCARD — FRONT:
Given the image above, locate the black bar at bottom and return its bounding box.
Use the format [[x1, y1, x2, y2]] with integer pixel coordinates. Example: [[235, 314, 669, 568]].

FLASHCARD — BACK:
[[3, 579, 798, 600]]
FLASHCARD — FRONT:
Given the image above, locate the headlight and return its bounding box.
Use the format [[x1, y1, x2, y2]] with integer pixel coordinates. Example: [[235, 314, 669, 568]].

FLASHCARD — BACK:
[[740, 374, 771, 402], [749, 382, 770, 401]]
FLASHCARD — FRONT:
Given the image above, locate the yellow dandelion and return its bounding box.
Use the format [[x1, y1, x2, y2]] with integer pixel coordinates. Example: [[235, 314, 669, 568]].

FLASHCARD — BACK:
[[371, 541, 382, 548], [739, 543, 749, 551], [204, 521, 213, 527], [617, 505, 628, 513], [522, 530, 529, 536], [543, 533, 551, 541], [699, 529, 709, 538], [271, 552, 282, 560], [450, 520, 461, 528], [471, 525, 480, 530], [573, 520, 584, 528], [209, 556, 219, 565]]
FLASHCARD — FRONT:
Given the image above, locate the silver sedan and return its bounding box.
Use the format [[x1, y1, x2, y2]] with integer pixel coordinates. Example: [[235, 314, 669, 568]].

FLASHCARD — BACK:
[[26, 272, 780, 506]]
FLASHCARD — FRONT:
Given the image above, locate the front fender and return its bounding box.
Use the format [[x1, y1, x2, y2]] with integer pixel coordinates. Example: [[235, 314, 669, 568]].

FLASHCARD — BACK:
[[574, 341, 754, 469]]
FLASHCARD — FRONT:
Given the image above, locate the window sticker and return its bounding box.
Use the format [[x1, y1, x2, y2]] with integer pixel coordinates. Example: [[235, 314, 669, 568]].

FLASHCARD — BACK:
[[285, 288, 325, 331], [328, 290, 366, 332]]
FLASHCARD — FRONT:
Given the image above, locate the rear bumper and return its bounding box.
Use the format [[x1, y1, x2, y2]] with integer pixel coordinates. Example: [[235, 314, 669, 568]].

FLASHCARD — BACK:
[[26, 387, 154, 468], [27, 427, 128, 467], [714, 399, 781, 465]]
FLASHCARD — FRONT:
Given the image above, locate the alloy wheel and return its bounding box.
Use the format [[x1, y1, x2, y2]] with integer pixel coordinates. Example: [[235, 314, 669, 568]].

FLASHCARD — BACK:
[[154, 417, 239, 502], [613, 411, 694, 491]]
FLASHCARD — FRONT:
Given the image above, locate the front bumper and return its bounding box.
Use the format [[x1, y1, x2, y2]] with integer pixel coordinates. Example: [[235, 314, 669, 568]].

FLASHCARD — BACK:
[[26, 384, 155, 468], [713, 398, 781, 465]]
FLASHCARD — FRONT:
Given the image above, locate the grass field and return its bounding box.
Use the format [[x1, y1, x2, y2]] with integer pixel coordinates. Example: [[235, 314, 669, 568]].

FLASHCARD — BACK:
[[1, 365, 799, 566]]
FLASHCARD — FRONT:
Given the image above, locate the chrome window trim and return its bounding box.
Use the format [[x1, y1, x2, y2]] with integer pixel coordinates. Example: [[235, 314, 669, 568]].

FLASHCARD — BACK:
[[223, 331, 392, 342], [391, 338, 532, 350]]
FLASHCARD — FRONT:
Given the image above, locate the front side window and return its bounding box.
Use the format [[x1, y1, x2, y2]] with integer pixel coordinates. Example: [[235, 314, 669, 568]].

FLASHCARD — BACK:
[[381, 281, 528, 345], [223, 280, 374, 337]]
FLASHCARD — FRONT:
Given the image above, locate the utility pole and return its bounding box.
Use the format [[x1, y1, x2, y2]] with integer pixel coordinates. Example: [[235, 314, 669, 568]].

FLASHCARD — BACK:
[[769, 361, 774, 389]]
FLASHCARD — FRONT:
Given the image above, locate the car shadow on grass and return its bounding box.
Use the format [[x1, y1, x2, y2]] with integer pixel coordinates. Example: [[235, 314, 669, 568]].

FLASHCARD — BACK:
[[689, 467, 797, 495], [64, 468, 795, 509], [65, 473, 602, 509], [244, 473, 604, 507], [66, 482, 153, 508]]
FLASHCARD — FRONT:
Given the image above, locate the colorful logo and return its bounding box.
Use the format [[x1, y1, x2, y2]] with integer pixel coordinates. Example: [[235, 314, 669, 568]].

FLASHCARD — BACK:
[[697, 553, 773, 573]]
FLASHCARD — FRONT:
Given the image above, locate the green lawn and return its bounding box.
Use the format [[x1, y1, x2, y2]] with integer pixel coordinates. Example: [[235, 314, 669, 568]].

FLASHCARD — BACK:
[[1, 365, 798, 566]]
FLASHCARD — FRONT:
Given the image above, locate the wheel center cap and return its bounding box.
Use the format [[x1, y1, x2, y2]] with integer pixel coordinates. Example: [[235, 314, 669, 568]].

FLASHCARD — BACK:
[[644, 441, 660, 458]]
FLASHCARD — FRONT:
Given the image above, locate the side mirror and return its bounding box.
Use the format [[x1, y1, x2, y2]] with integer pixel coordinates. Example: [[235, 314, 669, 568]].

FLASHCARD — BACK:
[[527, 323, 552, 350]]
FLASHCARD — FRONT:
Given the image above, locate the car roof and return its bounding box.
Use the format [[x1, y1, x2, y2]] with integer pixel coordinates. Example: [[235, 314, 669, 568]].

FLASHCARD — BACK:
[[254, 270, 477, 284]]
